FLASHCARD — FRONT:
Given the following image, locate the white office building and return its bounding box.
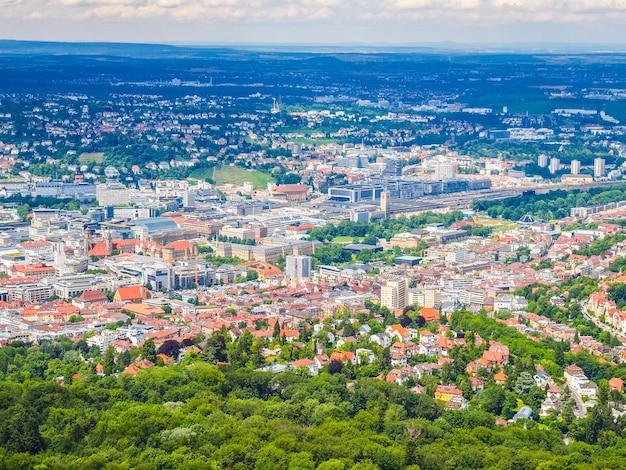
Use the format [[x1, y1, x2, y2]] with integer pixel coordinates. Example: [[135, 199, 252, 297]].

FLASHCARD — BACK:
[[594, 158, 606, 178], [380, 278, 409, 310], [549, 157, 560, 175], [286, 255, 312, 279]]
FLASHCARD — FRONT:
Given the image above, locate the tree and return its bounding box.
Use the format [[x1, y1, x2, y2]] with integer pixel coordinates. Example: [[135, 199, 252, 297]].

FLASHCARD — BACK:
[[350, 460, 381, 470], [502, 391, 518, 419], [514, 372, 536, 396], [202, 331, 228, 363], [554, 343, 565, 366], [142, 338, 157, 362], [273, 320, 281, 339], [328, 360, 344, 375], [585, 404, 613, 444], [342, 320, 357, 338], [598, 380, 610, 405], [356, 249, 373, 263], [313, 244, 351, 266], [0, 404, 45, 453], [103, 346, 116, 375], [481, 383, 505, 415], [117, 350, 131, 369], [317, 460, 346, 470], [157, 340, 180, 359]]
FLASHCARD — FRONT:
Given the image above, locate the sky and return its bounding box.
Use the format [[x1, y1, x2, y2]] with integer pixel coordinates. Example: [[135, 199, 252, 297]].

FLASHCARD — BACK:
[[2, 0, 626, 46]]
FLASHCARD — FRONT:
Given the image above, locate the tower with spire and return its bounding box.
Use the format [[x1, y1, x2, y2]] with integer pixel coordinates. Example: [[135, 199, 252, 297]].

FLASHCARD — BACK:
[[84, 228, 92, 257], [105, 228, 112, 256]]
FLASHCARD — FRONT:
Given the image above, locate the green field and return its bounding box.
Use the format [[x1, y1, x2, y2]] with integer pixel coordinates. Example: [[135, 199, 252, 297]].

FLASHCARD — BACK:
[[78, 152, 105, 164], [189, 166, 274, 189], [332, 236, 364, 243], [291, 137, 339, 145]]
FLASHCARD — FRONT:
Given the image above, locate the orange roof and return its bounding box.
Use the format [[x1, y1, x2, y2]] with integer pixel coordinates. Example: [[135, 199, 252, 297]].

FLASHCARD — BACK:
[[89, 242, 110, 257], [115, 285, 149, 301], [166, 240, 194, 251], [123, 303, 164, 318], [156, 354, 172, 364], [420, 307, 440, 322], [435, 385, 463, 395], [273, 184, 310, 193], [292, 358, 315, 367], [20, 240, 52, 248], [14, 263, 55, 273], [494, 372, 508, 382], [114, 239, 140, 247], [483, 351, 503, 363], [388, 324, 409, 336], [609, 377, 624, 391], [77, 290, 108, 302], [122, 364, 140, 375]]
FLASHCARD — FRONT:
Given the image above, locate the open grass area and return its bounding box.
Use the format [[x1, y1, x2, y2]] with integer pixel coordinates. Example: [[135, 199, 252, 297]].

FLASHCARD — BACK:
[[78, 152, 105, 164], [189, 166, 274, 189], [474, 215, 519, 233], [332, 236, 365, 243], [290, 137, 340, 145]]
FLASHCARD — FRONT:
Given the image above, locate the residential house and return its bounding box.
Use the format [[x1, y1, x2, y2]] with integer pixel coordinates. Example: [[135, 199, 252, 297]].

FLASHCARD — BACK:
[[291, 358, 319, 376], [386, 324, 413, 343], [435, 385, 464, 402], [370, 332, 392, 348], [609, 377, 624, 393]]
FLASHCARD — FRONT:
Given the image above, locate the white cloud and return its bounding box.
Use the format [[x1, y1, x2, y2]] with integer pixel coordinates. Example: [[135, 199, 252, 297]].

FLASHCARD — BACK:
[[3, 0, 626, 28]]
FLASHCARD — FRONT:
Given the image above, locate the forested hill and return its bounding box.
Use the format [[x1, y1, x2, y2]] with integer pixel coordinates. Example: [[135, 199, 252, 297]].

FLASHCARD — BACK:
[[0, 332, 625, 470]]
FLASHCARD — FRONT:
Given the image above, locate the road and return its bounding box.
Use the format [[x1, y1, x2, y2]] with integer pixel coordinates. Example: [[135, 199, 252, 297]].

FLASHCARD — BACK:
[[567, 383, 588, 418], [582, 305, 625, 343]]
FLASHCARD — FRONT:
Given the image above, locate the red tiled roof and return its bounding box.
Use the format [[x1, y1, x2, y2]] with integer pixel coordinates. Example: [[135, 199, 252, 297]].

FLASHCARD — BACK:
[[115, 285, 149, 301], [20, 240, 53, 248], [166, 240, 194, 251], [273, 184, 310, 193], [77, 290, 108, 302]]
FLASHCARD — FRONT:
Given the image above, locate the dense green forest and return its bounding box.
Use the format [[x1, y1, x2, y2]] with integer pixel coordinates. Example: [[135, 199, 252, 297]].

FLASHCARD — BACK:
[[473, 186, 626, 221], [2, 308, 626, 469]]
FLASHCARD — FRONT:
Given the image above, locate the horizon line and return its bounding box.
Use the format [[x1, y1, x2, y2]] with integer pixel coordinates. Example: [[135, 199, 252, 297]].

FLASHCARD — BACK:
[[2, 38, 626, 53]]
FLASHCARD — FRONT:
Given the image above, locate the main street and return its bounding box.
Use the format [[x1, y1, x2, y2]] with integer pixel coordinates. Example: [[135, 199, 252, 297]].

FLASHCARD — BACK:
[[582, 304, 625, 344]]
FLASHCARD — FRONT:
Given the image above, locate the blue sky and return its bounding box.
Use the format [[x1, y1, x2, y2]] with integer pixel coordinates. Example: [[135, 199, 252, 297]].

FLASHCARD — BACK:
[[1, 0, 626, 45]]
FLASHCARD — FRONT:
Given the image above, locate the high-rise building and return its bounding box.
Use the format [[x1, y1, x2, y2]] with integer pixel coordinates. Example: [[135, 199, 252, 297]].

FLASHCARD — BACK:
[[422, 287, 441, 309], [571, 160, 581, 175], [594, 158, 606, 178], [549, 157, 560, 175], [384, 158, 403, 177], [285, 255, 311, 279], [96, 183, 130, 207], [434, 162, 456, 180], [380, 191, 391, 218], [538, 154, 549, 168], [380, 278, 408, 310]]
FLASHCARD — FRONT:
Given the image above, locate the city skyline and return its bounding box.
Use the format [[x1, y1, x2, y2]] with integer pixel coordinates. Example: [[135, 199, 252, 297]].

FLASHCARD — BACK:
[[2, 0, 626, 45]]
